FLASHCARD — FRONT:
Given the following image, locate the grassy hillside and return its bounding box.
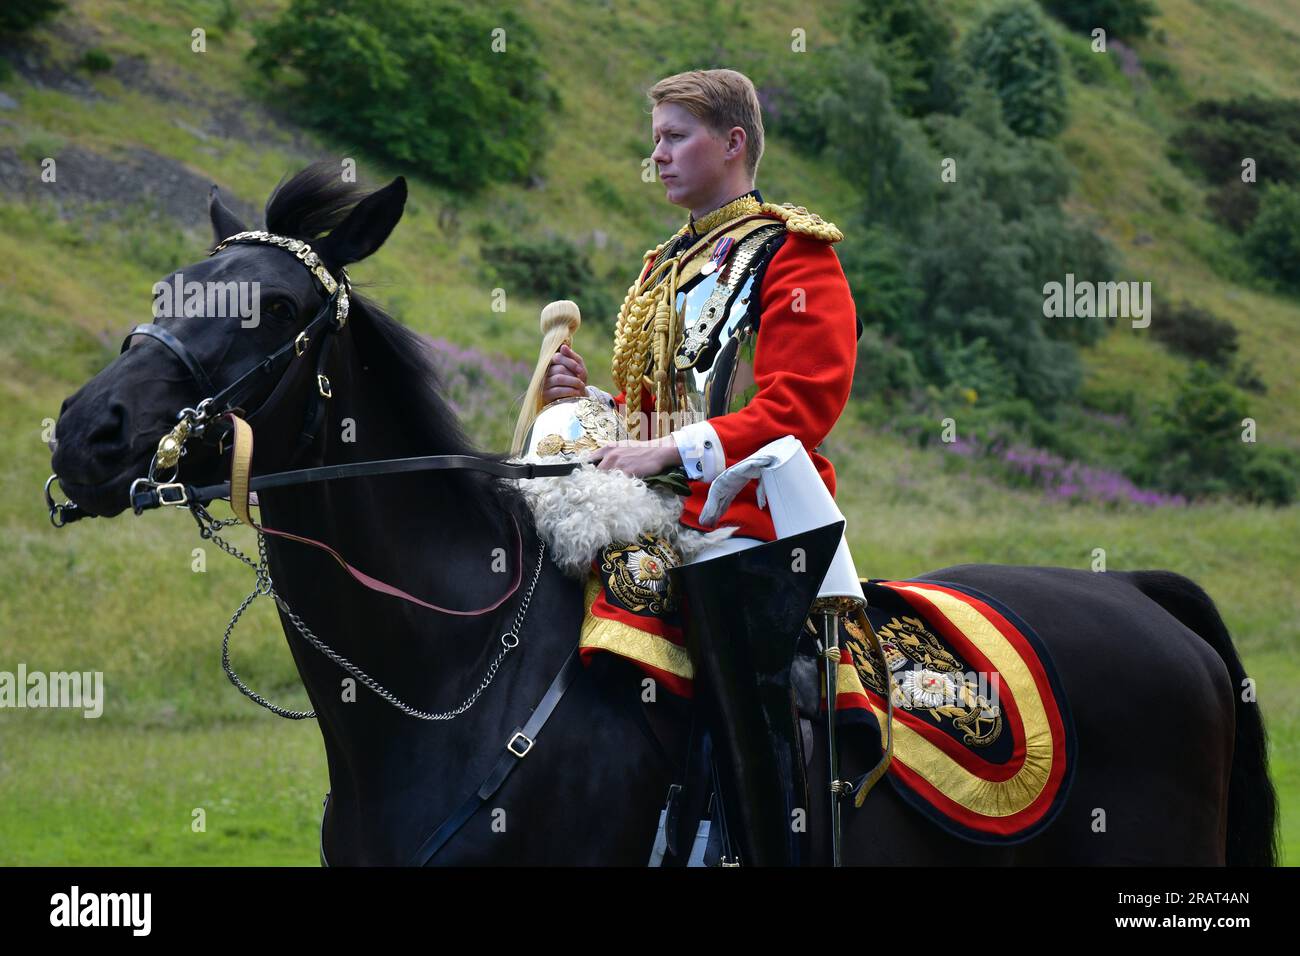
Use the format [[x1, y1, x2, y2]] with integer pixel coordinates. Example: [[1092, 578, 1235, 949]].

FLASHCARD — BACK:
[[1062, 0, 1300, 442], [0, 0, 1296, 864]]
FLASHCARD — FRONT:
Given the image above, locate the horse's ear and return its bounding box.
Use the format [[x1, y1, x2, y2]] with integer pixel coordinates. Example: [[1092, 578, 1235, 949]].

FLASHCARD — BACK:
[[209, 185, 247, 246], [316, 176, 408, 271]]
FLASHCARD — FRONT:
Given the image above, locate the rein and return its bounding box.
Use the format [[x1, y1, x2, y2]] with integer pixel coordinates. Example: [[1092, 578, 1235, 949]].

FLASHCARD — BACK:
[[45, 226, 582, 719], [47, 224, 601, 863]]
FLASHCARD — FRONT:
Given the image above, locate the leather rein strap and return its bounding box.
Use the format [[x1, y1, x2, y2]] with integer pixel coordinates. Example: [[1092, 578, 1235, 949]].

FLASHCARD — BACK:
[[407, 645, 585, 865], [223, 411, 587, 862], [220, 413, 575, 616]]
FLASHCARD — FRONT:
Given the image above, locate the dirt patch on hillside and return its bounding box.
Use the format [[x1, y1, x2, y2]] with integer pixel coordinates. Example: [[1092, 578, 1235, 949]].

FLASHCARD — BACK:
[[0, 142, 259, 228]]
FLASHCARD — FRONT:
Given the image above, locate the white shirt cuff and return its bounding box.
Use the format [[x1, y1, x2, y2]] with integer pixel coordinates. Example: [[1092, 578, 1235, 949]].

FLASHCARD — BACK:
[[672, 421, 725, 483], [585, 384, 615, 408]]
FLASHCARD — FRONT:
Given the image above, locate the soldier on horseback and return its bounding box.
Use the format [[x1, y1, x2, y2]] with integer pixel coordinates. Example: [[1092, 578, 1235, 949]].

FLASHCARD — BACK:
[[537, 69, 865, 865]]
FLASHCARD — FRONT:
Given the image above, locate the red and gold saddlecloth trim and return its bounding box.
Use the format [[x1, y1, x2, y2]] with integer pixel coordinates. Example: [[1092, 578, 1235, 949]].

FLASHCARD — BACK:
[[573, 550, 1074, 842], [579, 572, 694, 698], [829, 580, 1073, 842], [577, 534, 694, 698]]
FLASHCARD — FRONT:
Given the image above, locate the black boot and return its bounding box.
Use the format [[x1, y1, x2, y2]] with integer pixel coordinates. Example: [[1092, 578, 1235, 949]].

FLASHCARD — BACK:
[[668, 520, 845, 866]]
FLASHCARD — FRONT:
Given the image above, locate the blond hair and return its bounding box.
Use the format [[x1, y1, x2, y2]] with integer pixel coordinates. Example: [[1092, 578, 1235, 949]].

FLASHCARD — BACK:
[[648, 69, 765, 179]]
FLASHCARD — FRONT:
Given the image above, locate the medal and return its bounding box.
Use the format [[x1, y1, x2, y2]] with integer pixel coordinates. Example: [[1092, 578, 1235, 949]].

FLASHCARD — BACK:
[[700, 236, 734, 276]]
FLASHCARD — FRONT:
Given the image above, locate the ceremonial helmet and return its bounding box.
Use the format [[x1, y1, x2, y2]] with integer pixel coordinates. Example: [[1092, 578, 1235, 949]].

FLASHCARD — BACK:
[[511, 300, 627, 461], [520, 395, 626, 460]]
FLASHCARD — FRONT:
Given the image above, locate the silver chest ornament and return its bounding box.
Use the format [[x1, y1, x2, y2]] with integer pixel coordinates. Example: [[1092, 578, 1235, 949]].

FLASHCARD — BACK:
[[670, 224, 784, 426]]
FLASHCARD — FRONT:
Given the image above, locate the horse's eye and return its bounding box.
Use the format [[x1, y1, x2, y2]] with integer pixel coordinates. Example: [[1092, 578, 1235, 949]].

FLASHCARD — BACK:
[[264, 299, 293, 322]]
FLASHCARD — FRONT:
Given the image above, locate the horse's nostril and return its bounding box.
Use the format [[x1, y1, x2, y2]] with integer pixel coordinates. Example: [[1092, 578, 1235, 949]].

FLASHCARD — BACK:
[[86, 402, 127, 447]]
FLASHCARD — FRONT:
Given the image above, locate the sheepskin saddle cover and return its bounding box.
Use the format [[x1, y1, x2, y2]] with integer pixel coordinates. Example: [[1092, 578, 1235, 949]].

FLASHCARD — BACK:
[[508, 460, 738, 579]]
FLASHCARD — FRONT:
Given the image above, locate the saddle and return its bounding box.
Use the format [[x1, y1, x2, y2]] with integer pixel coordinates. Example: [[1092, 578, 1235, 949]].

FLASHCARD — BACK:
[[512, 456, 1076, 851]]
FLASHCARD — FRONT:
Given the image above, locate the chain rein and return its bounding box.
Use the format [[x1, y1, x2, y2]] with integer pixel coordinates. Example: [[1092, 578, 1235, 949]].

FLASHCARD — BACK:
[[171, 229, 546, 722], [193, 482, 545, 722]]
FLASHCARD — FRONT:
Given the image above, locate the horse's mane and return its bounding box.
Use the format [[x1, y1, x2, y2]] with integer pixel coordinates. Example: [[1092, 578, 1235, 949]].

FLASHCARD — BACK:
[[263, 163, 527, 528]]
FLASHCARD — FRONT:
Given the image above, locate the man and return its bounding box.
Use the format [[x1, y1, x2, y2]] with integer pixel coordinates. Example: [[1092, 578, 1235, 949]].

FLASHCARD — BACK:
[[546, 71, 857, 542], [542, 69, 859, 865]]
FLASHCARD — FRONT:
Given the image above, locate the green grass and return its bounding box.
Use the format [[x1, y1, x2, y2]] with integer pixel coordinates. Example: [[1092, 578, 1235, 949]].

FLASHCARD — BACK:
[[0, 723, 327, 866], [0, 0, 1295, 865]]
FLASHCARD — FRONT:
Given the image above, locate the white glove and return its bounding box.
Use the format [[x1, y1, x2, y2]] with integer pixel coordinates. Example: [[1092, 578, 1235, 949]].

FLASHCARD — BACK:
[[698, 454, 778, 527]]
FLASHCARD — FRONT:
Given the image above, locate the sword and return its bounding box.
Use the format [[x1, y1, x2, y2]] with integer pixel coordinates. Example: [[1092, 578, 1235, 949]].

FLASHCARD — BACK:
[[813, 594, 865, 866]]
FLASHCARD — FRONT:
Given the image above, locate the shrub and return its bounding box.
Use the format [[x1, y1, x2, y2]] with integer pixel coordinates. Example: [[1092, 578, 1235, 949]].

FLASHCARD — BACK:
[[1242, 183, 1300, 294], [1171, 97, 1300, 186], [79, 48, 113, 73], [216, 0, 239, 34], [1205, 179, 1261, 233], [932, 335, 1018, 406], [1234, 359, 1267, 395], [851, 324, 920, 402], [1148, 299, 1239, 366], [962, 1, 1068, 139], [1037, 0, 1158, 40], [0, 0, 64, 36], [851, 0, 960, 116], [809, 49, 939, 227], [1138, 362, 1256, 499], [762, 67, 833, 157], [480, 236, 617, 326], [250, 0, 555, 192], [1058, 30, 1121, 86], [1238, 446, 1297, 506], [839, 223, 920, 339]]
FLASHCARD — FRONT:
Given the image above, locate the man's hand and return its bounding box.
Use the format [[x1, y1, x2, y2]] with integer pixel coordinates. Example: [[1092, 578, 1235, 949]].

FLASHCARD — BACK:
[[542, 343, 588, 404], [587, 438, 682, 478]]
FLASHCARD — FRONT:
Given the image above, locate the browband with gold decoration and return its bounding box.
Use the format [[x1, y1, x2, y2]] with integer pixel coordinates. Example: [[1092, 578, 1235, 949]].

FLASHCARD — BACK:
[[211, 230, 350, 327]]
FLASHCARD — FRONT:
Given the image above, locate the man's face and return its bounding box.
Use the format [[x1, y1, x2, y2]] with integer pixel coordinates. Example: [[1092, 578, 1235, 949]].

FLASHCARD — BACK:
[[651, 102, 735, 211]]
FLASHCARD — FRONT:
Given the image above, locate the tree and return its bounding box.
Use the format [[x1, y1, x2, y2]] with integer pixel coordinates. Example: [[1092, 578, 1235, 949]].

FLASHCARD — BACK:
[[962, 1, 1068, 139], [250, 0, 555, 192]]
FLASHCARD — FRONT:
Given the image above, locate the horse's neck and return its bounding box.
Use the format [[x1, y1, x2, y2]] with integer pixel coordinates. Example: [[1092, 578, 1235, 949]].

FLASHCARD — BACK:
[[253, 352, 541, 781], [257, 364, 524, 671]]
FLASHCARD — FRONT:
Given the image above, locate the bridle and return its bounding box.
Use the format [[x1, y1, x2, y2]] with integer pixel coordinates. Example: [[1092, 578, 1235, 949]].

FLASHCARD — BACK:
[[46, 226, 582, 523], [43, 226, 626, 865], [45, 228, 582, 721], [119, 229, 353, 489]]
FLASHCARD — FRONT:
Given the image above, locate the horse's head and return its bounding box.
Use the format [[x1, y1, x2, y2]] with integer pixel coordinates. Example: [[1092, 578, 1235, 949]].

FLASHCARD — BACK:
[[51, 165, 407, 517]]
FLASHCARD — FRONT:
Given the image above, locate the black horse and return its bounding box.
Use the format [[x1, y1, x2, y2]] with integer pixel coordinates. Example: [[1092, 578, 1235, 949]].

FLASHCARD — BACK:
[[50, 165, 1277, 865]]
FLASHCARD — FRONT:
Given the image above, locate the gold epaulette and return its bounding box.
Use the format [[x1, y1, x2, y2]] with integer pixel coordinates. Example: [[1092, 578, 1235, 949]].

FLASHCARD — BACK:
[[757, 202, 844, 243]]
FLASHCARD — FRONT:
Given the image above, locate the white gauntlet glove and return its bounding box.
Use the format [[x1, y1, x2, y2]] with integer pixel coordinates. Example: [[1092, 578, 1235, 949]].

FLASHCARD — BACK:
[[698, 453, 780, 528], [697, 435, 864, 603]]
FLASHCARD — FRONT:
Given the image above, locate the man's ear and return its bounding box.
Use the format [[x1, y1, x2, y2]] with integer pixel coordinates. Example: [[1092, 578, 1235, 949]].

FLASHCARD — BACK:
[[209, 185, 247, 246], [315, 176, 408, 272]]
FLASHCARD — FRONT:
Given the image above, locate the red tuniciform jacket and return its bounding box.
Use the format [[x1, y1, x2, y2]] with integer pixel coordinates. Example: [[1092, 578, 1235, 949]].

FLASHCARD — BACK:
[[612, 216, 858, 542]]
